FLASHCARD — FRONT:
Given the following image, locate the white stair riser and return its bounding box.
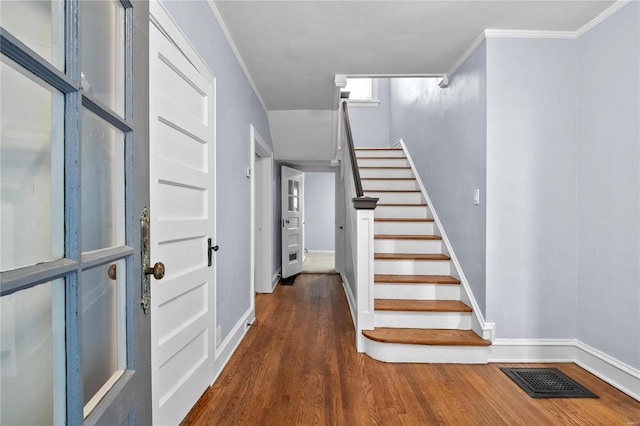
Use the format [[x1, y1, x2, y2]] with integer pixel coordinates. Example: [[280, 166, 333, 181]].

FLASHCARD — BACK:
[[374, 283, 460, 300], [374, 311, 471, 329], [363, 339, 489, 364], [374, 220, 434, 234], [374, 259, 451, 275], [374, 239, 442, 253], [375, 205, 429, 218], [355, 150, 405, 158], [357, 158, 410, 168], [359, 168, 414, 178], [362, 180, 419, 191], [364, 192, 424, 204]]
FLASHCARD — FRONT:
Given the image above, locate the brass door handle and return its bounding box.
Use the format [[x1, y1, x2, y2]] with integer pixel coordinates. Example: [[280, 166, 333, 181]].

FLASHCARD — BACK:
[[145, 262, 165, 280]]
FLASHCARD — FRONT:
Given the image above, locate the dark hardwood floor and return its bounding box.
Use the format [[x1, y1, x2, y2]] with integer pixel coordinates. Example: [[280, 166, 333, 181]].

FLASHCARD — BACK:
[[182, 274, 640, 425]]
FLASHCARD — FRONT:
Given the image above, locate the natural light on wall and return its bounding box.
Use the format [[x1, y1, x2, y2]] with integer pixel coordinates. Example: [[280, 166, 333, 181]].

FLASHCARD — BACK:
[[343, 78, 374, 101]]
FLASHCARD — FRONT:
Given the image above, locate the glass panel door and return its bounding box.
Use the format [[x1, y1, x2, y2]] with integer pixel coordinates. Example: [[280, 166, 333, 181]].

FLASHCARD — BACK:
[[0, 1, 151, 424]]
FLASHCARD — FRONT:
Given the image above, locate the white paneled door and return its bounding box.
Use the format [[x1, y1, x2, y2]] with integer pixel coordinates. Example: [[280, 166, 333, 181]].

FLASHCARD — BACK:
[[150, 5, 216, 425], [281, 166, 305, 278]]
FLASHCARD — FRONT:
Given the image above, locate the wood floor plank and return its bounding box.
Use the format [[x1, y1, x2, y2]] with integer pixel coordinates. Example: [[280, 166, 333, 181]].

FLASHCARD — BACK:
[[181, 274, 640, 426]]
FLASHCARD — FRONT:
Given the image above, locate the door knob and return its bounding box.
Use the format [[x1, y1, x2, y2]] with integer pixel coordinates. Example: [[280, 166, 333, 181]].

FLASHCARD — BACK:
[[145, 262, 165, 280]]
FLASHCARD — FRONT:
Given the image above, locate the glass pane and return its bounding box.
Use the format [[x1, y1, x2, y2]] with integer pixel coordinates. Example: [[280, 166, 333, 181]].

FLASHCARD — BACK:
[[81, 260, 127, 408], [0, 280, 66, 425], [81, 108, 125, 252], [0, 56, 64, 272], [0, 1, 65, 70], [288, 180, 299, 197], [288, 196, 298, 212], [79, 0, 125, 115]]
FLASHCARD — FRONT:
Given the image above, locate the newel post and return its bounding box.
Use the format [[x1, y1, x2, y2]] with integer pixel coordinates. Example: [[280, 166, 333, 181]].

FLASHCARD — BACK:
[[353, 196, 378, 352]]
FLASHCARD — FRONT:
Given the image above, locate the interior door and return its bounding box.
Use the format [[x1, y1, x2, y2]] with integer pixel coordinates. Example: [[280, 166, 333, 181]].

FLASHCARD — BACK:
[[0, 1, 151, 424], [149, 3, 216, 424], [281, 166, 305, 278]]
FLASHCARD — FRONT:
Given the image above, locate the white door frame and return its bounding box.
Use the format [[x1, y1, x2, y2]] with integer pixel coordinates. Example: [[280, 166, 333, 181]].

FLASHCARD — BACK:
[[250, 126, 275, 293]]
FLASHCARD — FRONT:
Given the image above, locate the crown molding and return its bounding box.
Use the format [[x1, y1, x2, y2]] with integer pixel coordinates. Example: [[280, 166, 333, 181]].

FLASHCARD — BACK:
[[445, 31, 486, 79], [206, 1, 269, 112], [446, 1, 631, 80], [576, 0, 632, 38], [484, 29, 576, 39]]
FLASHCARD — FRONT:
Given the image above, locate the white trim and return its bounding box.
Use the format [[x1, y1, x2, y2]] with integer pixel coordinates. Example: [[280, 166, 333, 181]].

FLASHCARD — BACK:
[[212, 307, 255, 384], [251, 125, 275, 294], [306, 249, 335, 254], [487, 338, 640, 401], [271, 268, 281, 291], [575, 341, 640, 402], [446, 1, 632, 80], [398, 139, 494, 341], [340, 273, 357, 331], [445, 32, 486, 79], [206, 1, 268, 111], [489, 339, 576, 363], [484, 29, 576, 39], [576, 0, 633, 38]]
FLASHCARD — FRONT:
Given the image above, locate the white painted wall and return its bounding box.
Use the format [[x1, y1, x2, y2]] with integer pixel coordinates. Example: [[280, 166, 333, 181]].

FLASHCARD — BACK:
[[303, 172, 335, 251], [349, 79, 392, 148], [576, 1, 640, 369], [160, 0, 273, 341], [389, 42, 488, 315], [269, 110, 337, 162], [485, 37, 578, 339]]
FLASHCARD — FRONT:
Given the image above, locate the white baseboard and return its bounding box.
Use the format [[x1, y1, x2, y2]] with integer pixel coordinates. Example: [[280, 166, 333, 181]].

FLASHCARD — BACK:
[[489, 338, 640, 401], [212, 307, 255, 384], [489, 339, 576, 363], [271, 268, 281, 291], [340, 273, 357, 329], [575, 341, 640, 402], [306, 250, 335, 254]]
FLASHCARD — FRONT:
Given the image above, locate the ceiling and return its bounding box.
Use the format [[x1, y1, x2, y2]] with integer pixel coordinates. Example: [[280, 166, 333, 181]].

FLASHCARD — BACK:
[[215, 0, 615, 111]]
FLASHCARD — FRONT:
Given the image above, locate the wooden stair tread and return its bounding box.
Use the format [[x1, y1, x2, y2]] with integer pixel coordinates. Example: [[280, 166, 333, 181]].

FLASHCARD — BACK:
[[375, 299, 471, 312], [359, 166, 411, 169], [355, 147, 403, 150], [375, 253, 450, 261], [364, 189, 420, 193], [357, 156, 407, 160], [375, 218, 434, 222], [362, 328, 491, 346], [375, 234, 441, 240], [360, 177, 416, 181], [377, 203, 427, 207], [375, 274, 460, 284]]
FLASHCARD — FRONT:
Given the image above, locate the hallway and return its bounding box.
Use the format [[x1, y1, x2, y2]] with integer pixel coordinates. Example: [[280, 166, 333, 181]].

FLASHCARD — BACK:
[[182, 274, 640, 425]]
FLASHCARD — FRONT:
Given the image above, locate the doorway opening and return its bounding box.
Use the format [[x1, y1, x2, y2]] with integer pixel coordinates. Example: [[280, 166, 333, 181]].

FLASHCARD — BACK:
[[301, 171, 336, 274]]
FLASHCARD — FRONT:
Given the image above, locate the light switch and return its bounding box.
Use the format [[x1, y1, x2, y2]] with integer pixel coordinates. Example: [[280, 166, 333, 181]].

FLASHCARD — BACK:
[[474, 189, 480, 205]]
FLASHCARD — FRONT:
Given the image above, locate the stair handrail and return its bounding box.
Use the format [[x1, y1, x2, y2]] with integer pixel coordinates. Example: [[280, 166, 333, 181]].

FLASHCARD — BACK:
[[342, 102, 364, 198]]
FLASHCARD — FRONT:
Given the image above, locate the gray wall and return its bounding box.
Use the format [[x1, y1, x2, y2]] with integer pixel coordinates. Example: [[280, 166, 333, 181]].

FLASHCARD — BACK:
[[389, 42, 488, 315], [350, 79, 392, 147], [485, 38, 578, 339], [304, 172, 335, 251], [576, 1, 640, 368], [161, 0, 273, 340]]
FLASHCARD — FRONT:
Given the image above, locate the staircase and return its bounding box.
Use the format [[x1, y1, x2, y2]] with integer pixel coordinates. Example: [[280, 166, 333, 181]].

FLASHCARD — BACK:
[[355, 146, 491, 363]]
